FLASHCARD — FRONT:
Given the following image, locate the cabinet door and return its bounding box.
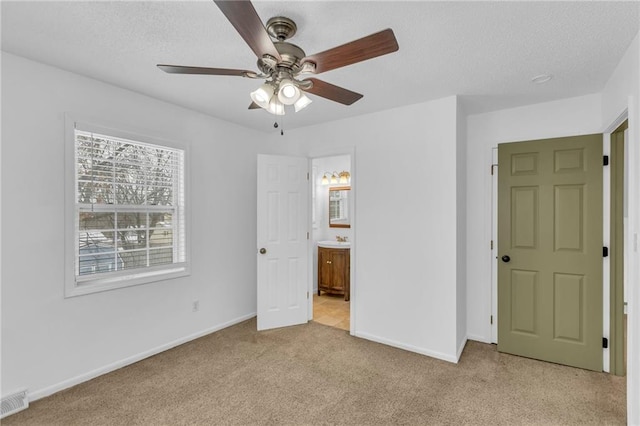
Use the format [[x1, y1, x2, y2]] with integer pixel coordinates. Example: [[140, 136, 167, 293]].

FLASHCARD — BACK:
[[329, 250, 347, 291], [318, 249, 332, 289]]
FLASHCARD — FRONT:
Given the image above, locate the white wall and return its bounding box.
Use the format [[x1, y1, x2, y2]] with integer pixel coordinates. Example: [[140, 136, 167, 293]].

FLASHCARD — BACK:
[[627, 91, 640, 426], [279, 96, 464, 362], [602, 34, 639, 128], [0, 53, 271, 400], [628, 90, 640, 426]]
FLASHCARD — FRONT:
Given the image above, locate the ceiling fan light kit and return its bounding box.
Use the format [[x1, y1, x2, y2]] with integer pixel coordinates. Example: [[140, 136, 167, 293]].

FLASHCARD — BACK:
[[158, 0, 399, 117]]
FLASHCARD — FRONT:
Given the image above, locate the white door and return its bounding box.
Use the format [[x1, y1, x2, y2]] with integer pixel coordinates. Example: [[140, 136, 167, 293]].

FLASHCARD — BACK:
[[257, 154, 309, 331]]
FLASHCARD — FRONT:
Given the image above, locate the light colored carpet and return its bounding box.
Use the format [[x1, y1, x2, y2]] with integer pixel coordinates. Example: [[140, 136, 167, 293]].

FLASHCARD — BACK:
[[4, 318, 625, 425]]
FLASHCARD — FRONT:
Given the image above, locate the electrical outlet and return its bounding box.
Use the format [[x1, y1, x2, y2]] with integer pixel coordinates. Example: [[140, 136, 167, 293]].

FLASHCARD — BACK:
[[192, 300, 199, 312]]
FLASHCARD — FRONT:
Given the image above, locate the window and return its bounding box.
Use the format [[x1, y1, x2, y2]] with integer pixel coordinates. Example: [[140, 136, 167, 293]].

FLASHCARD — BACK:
[[65, 119, 188, 297]]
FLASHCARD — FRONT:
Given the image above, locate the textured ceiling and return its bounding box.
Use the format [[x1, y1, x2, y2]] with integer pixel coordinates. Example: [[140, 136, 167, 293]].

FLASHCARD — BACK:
[[2, 1, 638, 132]]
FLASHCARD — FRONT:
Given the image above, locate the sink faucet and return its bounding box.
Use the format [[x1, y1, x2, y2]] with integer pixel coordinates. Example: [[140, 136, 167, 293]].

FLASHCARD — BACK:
[[336, 236, 348, 242]]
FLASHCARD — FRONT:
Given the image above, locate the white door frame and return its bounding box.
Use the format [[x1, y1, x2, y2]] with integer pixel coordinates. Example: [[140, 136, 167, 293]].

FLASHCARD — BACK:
[[307, 147, 356, 336], [602, 110, 629, 374], [490, 147, 498, 344]]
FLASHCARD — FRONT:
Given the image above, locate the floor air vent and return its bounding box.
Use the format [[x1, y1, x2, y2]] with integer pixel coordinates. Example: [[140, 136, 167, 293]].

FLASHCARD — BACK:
[[1, 389, 28, 419]]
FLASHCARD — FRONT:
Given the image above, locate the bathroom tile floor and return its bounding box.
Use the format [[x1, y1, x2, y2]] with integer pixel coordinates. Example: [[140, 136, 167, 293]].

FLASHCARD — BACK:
[[313, 293, 350, 331]]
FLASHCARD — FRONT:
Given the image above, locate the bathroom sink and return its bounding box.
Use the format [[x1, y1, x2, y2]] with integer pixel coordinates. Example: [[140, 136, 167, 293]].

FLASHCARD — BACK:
[[317, 240, 350, 249]]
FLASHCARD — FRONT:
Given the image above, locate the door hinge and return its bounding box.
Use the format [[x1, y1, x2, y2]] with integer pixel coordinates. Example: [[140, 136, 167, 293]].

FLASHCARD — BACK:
[[603, 246, 609, 257], [307, 172, 310, 180], [307, 291, 309, 299], [490, 315, 493, 325], [490, 240, 494, 250], [603, 337, 609, 348], [603, 155, 609, 166], [307, 232, 310, 240]]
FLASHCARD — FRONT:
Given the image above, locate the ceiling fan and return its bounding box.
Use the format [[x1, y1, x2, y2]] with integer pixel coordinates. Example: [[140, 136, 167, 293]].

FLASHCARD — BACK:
[[157, 0, 399, 115]]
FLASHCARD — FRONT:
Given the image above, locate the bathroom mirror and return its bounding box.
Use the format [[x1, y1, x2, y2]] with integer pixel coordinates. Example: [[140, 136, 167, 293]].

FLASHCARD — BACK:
[[329, 186, 350, 228]]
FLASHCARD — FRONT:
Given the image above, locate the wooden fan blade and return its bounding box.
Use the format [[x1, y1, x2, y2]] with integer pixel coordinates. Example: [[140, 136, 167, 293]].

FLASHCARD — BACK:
[[302, 29, 398, 74], [248, 102, 261, 110], [157, 64, 255, 77], [214, 0, 281, 61], [304, 78, 363, 105]]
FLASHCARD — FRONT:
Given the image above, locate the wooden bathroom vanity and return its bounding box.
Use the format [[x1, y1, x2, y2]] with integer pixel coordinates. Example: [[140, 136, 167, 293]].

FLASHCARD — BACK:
[[318, 246, 350, 301]]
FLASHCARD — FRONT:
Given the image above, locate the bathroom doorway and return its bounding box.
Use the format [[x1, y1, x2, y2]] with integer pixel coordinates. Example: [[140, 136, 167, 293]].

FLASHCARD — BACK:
[[311, 154, 353, 332]]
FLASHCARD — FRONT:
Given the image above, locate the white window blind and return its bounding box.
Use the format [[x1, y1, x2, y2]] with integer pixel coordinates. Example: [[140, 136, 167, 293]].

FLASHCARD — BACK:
[[72, 128, 187, 291]]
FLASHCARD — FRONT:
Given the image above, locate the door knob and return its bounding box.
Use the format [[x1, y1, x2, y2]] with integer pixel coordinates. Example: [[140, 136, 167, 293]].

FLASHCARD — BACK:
[[259, 248, 267, 254], [501, 255, 510, 263]]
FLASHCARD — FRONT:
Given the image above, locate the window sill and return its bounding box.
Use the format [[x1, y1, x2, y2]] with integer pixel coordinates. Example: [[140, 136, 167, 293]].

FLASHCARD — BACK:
[[65, 263, 190, 298]]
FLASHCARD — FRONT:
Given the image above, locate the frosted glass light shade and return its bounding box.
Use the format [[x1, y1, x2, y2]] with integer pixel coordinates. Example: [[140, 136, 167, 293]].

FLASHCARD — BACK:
[[250, 84, 274, 109], [277, 79, 300, 105], [267, 97, 285, 115], [294, 93, 312, 112]]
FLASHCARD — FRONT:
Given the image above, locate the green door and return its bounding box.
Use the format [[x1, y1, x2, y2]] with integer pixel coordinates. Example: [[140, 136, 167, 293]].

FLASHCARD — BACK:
[[498, 134, 603, 371]]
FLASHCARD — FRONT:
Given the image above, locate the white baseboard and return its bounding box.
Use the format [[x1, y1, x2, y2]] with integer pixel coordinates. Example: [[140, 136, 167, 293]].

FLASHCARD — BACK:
[[467, 333, 493, 344], [355, 331, 458, 363], [28, 312, 256, 402]]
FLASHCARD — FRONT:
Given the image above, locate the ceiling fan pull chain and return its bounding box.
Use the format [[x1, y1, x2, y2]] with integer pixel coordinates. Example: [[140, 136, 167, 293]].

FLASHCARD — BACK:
[[273, 119, 283, 135]]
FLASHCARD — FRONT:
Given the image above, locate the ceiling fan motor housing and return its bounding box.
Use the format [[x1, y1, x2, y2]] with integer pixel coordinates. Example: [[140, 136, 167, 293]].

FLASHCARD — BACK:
[[266, 16, 297, 41], [257, 17, 307, 79], [257, 44, 306, 80]]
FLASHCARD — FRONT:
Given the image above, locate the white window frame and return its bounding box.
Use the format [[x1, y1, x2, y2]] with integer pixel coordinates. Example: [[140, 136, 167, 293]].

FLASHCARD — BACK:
[[64, 114, 190, 297]]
